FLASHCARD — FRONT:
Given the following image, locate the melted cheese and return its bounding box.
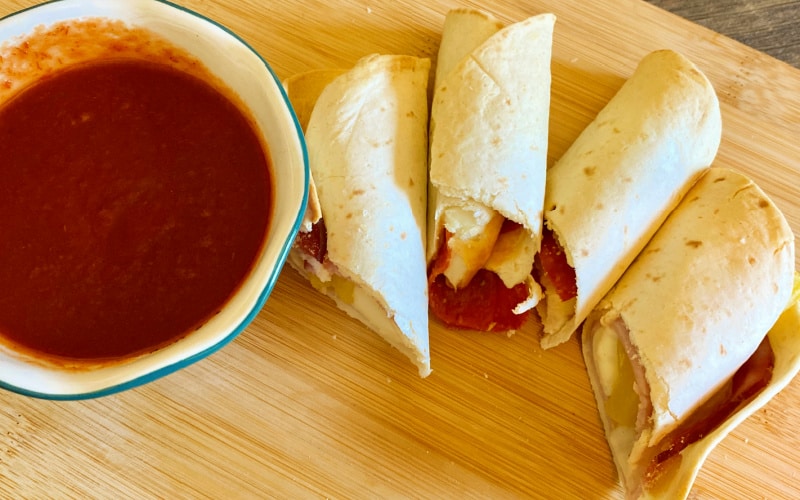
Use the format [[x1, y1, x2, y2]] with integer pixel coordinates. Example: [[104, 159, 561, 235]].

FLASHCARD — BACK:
[[485, 224, 538, 288], [441, 202, 504, 289], [594, 327, 638, 429], [537, 271, 575, 333], [438, 196, 537, 291], [309, 273, 355, 305]]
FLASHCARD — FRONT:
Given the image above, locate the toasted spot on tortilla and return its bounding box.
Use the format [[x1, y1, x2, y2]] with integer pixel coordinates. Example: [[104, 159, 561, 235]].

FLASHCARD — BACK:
[[758, 198, 769, 208], [613, 127, 621, 134], [720, 344, 727, 356], [346, 212, 353, 219], [713, 176, 727, 183], [583, 166, 597, 176], [350, 189, 365, 198], [401, 232, 407, 240], [406, 110, 416, 118], [686, 240, 703, 248], [596, 202, 604, 210], [646, 273, 662, 282], [408, 177, 415, 187], [491, 136, 501, 146], [622, 176, 633, 183], [581, 248, 589, 257], [748, 256, 757, 265]]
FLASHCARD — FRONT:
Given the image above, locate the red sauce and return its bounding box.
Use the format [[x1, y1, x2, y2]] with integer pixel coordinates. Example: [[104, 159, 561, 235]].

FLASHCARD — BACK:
[[429, 271, 530, 331], [0, 59, 272, 361], [428, 229, 531, 332], [538, 228, 577, 301]]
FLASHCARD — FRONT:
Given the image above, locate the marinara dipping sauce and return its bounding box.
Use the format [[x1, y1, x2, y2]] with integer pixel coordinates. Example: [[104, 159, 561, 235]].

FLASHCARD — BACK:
[[0, 27, 272, 363]]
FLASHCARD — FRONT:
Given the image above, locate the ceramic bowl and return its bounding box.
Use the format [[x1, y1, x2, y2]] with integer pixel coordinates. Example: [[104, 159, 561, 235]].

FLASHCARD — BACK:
[[0, 0, 308, 399]]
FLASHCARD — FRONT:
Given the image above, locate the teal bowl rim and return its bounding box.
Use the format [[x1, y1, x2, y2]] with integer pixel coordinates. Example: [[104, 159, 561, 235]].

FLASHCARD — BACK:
[[0, 0, 310, 400]]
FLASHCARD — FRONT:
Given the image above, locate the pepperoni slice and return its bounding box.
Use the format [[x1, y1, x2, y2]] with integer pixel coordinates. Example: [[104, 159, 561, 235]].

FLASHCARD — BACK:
[[538, 228, 577, 301], [294, 219, 327, 262], [648, 336, 775, 476]]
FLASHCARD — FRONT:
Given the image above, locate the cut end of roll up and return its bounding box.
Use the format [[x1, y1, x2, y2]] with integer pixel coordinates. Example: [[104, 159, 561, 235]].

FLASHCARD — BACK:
[[539, 49, 722, 350], [582, 168, 795, 499]]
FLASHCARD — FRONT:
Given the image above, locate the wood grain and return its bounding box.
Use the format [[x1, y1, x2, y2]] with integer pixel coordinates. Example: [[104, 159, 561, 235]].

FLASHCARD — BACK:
[[1, 0, 800, 498], [647, 0, 800, 68]]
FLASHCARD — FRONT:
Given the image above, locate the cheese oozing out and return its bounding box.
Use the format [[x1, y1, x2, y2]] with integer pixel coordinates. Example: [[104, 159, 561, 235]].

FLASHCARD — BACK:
[[438, 195, 537, 291], [441, 201, 504, 289]]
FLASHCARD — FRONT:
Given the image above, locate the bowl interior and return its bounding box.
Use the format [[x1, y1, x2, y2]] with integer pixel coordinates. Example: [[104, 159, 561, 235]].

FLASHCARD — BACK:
[[0, 0, 308, 399]]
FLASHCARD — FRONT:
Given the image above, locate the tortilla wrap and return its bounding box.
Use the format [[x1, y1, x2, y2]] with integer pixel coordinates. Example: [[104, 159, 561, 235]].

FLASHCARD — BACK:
[[283, 69, 345, 231], [426, 10, 554, 324], [539, 49, 722, 348], [286, 55, 431, 377], [581, 168, 796, 498], [431, 8, 504, 90]]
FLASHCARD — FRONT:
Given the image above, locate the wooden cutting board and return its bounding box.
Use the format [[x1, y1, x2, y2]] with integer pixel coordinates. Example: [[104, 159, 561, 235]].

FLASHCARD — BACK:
[[2, 0, 799, 498]]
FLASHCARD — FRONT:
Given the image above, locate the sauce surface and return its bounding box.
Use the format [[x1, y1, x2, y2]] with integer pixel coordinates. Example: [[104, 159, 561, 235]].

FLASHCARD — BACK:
[[0, 59, 272, 361]]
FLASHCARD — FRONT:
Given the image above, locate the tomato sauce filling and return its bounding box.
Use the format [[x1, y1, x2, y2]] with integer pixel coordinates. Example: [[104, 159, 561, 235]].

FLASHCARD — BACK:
[[0, 59, 272, 361], [538, 228, 577, 301], [428, 224, 531, 331]]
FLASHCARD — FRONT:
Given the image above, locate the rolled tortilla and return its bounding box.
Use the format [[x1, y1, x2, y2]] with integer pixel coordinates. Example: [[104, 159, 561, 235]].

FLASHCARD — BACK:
[[286, 55, 431, 377], [427, 9, 555, 331], [538, 49, 722, 348], [283, 69, 344, 231], [582, 168, 796, 498]]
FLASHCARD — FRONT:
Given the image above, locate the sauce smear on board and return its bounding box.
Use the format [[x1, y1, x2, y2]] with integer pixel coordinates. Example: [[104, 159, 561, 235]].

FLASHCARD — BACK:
[[0, 59, 272, 361]]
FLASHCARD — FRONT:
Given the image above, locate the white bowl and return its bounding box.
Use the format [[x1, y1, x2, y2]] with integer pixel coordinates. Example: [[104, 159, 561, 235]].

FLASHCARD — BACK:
[[0, 0, 308, 399]]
